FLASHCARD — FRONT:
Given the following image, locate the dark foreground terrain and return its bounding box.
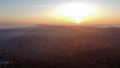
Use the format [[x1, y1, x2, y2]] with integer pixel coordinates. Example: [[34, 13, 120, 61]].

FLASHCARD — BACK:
[[0, 26, 120, 68]]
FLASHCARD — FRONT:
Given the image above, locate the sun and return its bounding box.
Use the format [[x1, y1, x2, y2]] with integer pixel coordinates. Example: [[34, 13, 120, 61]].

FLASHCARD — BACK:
[[76, 18, 81, 24], [56, 3, 97, 24]]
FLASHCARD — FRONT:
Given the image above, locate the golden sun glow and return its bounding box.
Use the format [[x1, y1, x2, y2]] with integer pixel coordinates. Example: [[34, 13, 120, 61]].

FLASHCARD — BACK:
[[59, 3, 98, 24], [76, 18, 81, 24], [51, 3, 100, 24]]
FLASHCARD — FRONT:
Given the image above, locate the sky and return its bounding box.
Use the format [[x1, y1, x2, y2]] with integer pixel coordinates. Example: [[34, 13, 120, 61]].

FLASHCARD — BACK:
[[0, 0, 120, 26]]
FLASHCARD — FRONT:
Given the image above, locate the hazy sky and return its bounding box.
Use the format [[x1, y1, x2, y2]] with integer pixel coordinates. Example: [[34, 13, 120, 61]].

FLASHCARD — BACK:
[[0, 0, 120, 26]]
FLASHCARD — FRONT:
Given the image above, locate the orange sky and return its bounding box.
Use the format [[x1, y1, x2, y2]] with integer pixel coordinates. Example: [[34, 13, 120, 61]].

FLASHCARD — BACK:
[[1, 13, 119, 26], [0, 0, 120, 26]]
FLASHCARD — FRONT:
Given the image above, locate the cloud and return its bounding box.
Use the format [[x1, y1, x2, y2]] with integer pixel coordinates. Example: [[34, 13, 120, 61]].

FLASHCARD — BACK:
[[0, 5, 54, 8]]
